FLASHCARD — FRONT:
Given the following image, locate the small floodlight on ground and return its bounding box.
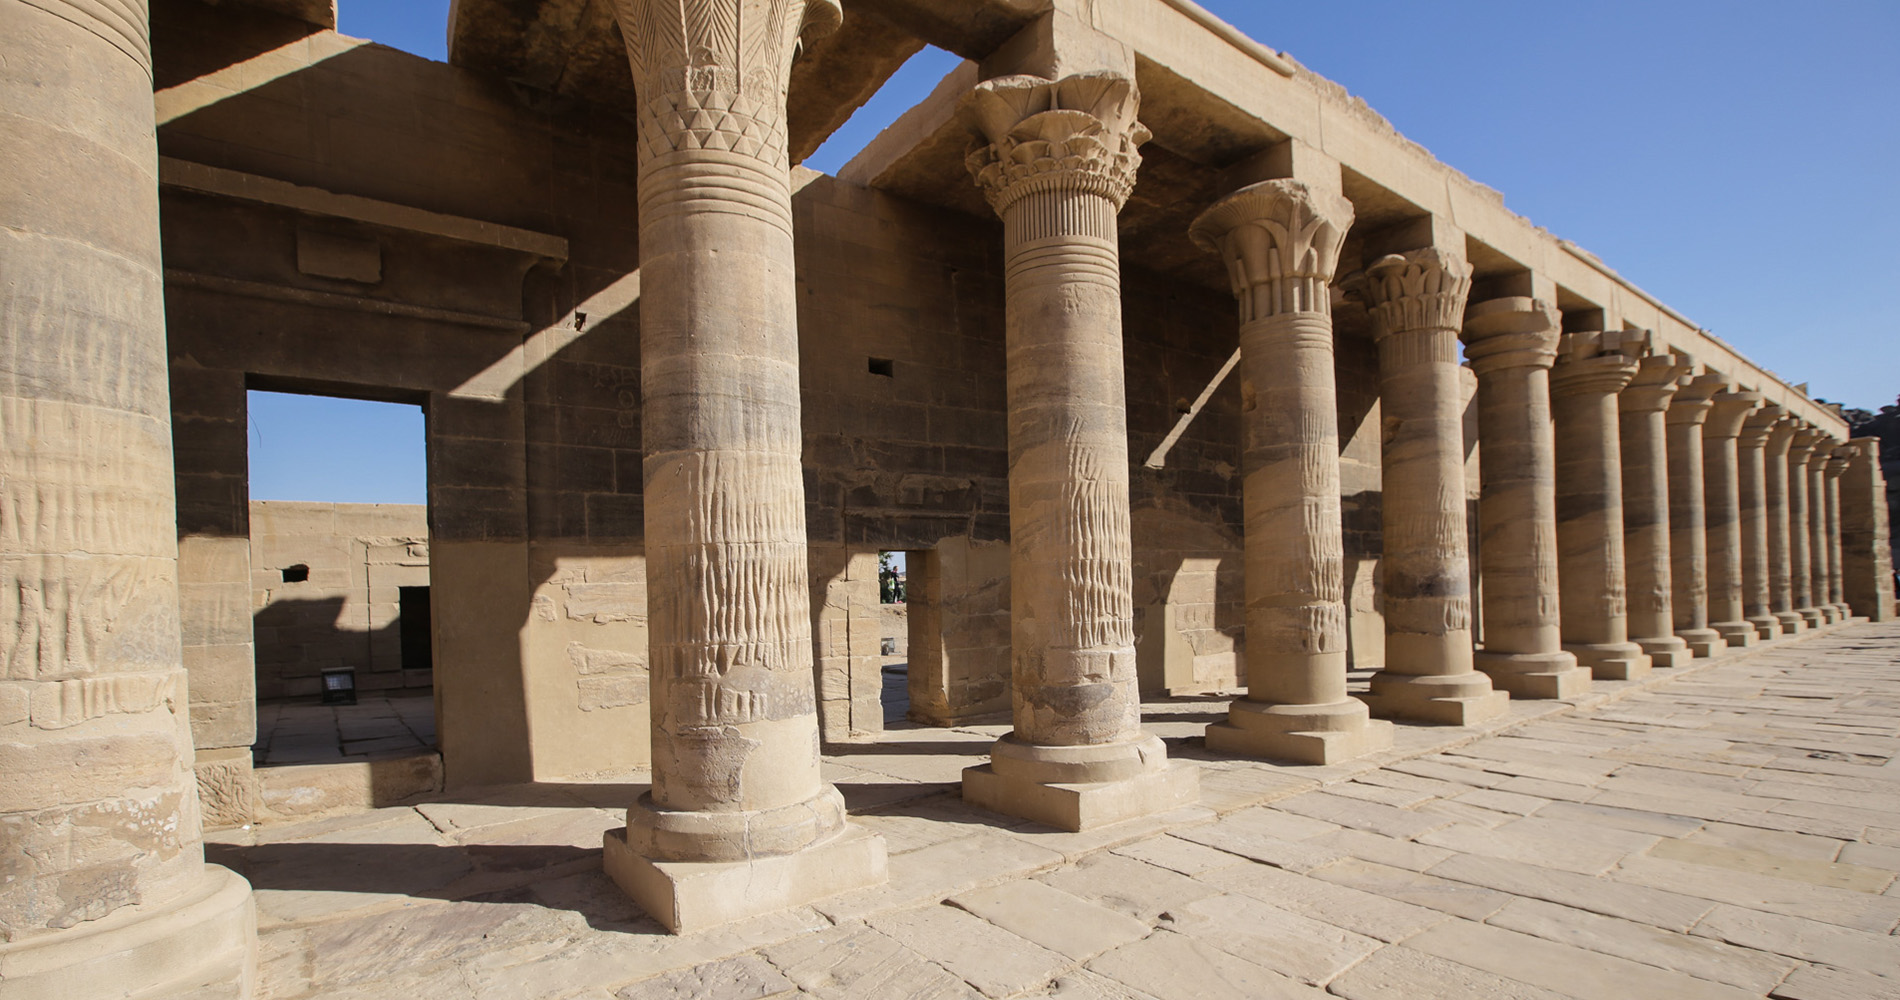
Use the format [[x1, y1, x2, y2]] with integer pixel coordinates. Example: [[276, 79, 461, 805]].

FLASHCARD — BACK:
[[320, 668, 357, 706]]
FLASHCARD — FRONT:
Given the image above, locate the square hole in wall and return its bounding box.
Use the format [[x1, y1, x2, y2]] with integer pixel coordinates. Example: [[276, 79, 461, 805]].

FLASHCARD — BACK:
[[868, 357, 895, 378], [281, 564, 309, 583]]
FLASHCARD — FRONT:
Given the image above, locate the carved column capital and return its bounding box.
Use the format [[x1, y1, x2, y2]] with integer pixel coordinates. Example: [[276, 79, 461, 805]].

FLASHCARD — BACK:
[[1666, 373, 1727, 426], [1764, 417, 1800, 456], [1826, 447, 1852, 477], [1189, 179, 1353, 322], [1740, 404, 1786, 448], [1362, 247, 1471, 340], [964, 72, 1151, 218], [1618, 354, 1694, 413], [1704, 390, 1763, 439], [613, 0, 843, 170], [1788, 425, 1828, 462], [1460, 296, 1561, 373], [1550, 330, 1647, 398]]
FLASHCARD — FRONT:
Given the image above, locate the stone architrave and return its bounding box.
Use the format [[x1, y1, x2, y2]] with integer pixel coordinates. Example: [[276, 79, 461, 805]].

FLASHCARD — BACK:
[[1702, 389, 1763, 647], [1458, 297, 1590, 699], [0, 0, 258, 994], [1786, 426, 1826, 629], [1763, 418, 1807, 634], [1825, 448, 1852, 619], [1804, 442, 1839, 623], [1737, 406, 1785, 639], [1549, 331, 1652, 680], [1357, 248, 1509, 725], [601, 0, 886, 933], [1839, 438, 1898, 621], [1189, 180, 1394, 762], [1664, 373, 1728, 657], [1617, 354, 1695, 670], [959, 72, 1199, 828]]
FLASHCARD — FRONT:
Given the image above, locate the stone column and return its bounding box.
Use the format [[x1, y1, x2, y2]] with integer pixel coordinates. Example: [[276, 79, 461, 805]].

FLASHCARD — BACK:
[[1189, 180, 1392, 762], [1763, 419, 1807, 634], [1459, 297, 1590, 699], [1703, 390, 1762, 647], [1618, 355, 1694, 669], [1665, 374, 1727, 657], [1804, 443, 1838, 623], [960, 72, 1198, 828], [1787, 426, 1825, 628], [1840, 438, 1897, 621], [602, 0, 884, 933], [1825, 448, 1851, 619], [1737, 406, 1784, 639], [0, 0, 257, 993], [1358, 248, 1509, 725], [1549, 332, 1651, 680]]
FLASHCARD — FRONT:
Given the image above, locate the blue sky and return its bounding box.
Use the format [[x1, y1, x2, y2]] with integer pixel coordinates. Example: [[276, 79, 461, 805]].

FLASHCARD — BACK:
[[259, 0, 1895, 504]]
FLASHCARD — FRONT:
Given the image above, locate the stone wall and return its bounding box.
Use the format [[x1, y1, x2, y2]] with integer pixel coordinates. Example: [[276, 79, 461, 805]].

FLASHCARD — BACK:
[[250, 501, 430, 699]]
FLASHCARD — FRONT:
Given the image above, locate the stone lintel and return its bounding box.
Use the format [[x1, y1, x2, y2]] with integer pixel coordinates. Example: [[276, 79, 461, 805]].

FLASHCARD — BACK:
[[603, 825, 886, 934]]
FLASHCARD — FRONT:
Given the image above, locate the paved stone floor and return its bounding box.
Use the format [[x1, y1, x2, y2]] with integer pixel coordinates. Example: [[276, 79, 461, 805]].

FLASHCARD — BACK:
[[210, 622, 1900, 999], [254, 695, 437, 767]]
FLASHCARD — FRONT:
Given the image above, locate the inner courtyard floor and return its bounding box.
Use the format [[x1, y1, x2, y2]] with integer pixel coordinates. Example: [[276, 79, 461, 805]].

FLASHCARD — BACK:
[[208, 622, 1900, 999]]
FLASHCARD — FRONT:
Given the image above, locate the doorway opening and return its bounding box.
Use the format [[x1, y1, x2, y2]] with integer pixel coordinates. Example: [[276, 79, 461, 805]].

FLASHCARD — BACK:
[[245, 387, 436, 769], [878, 550, 921, 724]]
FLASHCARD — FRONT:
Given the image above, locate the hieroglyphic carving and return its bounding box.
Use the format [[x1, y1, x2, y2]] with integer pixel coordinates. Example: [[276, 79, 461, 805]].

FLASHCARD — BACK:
[[29, 672, 176, 730], [612, 0, 842, 170]]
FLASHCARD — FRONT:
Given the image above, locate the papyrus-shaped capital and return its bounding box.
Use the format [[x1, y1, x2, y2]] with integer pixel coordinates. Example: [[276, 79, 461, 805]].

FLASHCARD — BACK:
[[964, 72, 1151, 217]]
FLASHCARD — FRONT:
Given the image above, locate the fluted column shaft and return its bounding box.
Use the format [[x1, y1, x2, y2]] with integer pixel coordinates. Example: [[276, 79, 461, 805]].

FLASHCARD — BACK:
[[1825, 451, 1850, 617], [1763, 421, 1806, 633], [959, 72, 1195, 829], [1737, 407, 1783, 638], [1788, 429, 1823, 628], [1703, 391, 1762, 646], [1459, 298, 1589, 699], [1190, 181, 1390, 762], [1358, 248, 1507, 726], [1618, 356, 1693, 669], [1666, 375, 1726, 657], [1550, 333, 1650, 680]]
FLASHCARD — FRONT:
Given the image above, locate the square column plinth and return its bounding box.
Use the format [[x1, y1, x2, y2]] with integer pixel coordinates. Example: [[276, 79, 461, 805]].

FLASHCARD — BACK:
[[1205, 699, 1395, 765], [962, 761, 1200, 832], [603, 825, 886, 934]]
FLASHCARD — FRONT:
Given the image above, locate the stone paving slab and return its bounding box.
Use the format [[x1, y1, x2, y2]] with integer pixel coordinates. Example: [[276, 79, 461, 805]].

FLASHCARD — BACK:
[[213, 620, 1900, 998]]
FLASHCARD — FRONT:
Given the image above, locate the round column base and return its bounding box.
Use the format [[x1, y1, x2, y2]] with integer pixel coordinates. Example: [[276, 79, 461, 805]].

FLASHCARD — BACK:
[[1474, 649, 1592, 700], [1360, 671, 1509, 727], [963, 732, 1198, 831], [627, 784, 847, 864], [1745, 615, 1781, 640], [1773, 611, 1808, 634], [1797, 607, 1825, 629], [1829, 603, 1855, 621], [1675, 628, 1727, 658], [0, 865, 256, 1000], [1205, 698, 1394, 764], [1712, 621, 1758, 648], [1567, 641, 1654, 680], [1630, 635, 1690, 670]]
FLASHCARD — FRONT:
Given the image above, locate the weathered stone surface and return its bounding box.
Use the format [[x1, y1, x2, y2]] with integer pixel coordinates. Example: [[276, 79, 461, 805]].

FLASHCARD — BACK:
[[1325, 944, 1573, 1000], [947, 880, 1151, 961], [1403, 919, 1762, 1000], [869, 903, 1071, 998], [1084, 930, 1324, 999], [763, 923, 981, 1000], [1169, 891, 1381, 986], [1486, 897, 1796, 991]]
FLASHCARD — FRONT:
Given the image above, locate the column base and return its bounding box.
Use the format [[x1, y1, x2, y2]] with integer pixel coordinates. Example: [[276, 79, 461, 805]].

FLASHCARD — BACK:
[[0, 865, 256, 1000], [1712, 621, 1757, 647], [1773, 611, 1807, 634], [1473, 649, 1592, 700], [1361, 671, 1510, 727], [1820, 606, 1843, 624], [1567, 641, 1653, 680], [1631, 635, 1690, 669], [1797, 607, 1824, 629], [1745, 615, 1780, 640], [603, 824, 886, 934], [627, 784, 848, 863], [1829, 603, 1854, 621], [962, 732, 1199, 831], [1675, 628, 1727, 658], [1205, 698, 1393, 765]]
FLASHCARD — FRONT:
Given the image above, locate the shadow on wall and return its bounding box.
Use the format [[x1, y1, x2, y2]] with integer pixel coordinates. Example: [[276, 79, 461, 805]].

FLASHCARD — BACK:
[[253, 595, 414, 699]]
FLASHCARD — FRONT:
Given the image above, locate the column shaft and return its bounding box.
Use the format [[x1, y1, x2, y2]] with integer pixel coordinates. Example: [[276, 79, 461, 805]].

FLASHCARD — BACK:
[[1738, 407, 1784, 638], [1191, 180, 1391, 763], [1666, 375, 1726, 656], [1703, 391, 1762, 646], [1617, 355, 1692, 670], [1788, 429, 1823, 628], [960, 72, 1196, 829], [1359, 249, 1508, 725], [0, 0, 255, 992], [1550, 333, 1650, 680], [603, 0, 885, 932], [1825, 450, 1850, 617], [1806, 450, 1837, 623], [1460, 298, 1589, 699]]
